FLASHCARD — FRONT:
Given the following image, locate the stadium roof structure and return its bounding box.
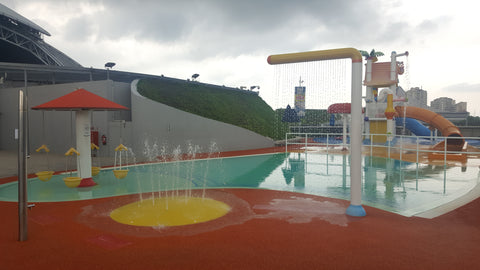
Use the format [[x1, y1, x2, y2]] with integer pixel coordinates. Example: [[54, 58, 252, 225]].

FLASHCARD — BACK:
[[0, 3, 82, 67]]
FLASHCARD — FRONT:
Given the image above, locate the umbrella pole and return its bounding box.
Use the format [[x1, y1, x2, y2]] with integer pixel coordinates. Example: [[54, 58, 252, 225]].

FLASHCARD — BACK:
[[76, 110, 95, 187]]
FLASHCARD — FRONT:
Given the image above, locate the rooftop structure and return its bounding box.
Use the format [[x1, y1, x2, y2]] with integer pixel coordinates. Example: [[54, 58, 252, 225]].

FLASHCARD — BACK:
[[0, 3, 81, 67]]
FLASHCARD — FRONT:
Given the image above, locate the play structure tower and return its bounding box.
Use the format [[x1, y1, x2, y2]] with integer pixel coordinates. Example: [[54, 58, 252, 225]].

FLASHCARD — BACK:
[[364, 51, 408, 143], [268, 48, 366, 217], [364, 50, 466, 156]]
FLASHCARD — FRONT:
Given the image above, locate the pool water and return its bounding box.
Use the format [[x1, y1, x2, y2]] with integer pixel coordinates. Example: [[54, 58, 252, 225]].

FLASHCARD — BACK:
[[0, 152, 478, 216]]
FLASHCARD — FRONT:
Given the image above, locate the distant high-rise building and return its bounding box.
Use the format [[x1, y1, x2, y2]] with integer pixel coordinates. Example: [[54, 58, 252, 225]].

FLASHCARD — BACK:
[[456, 102, 467, 112], [431, 97, 456, 112], [406, 87, 428, 108], [403, 86, 469, 121]]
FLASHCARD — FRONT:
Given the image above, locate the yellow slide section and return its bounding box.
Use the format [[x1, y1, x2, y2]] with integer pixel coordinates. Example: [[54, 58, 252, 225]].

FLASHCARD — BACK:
[[395, 106, 464, 151]]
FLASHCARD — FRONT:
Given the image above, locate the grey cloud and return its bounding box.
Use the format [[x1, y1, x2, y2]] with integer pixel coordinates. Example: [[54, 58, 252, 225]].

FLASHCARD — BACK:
[[93, 1, 383, 44], [18, 0, 449, 62], [96, 1, 192, 42], [416, 16, 451, 34], [63, 16, 94, 41], [442, 83, 480, 93]]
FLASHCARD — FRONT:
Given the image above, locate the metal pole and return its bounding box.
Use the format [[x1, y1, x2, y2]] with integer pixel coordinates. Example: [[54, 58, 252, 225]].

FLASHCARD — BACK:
[[346, 60, 366, 216], [18, 89, 28, 241], [24, 69, 30, 156], [305, 133, 307, 152], [342, 114, 347, 150]]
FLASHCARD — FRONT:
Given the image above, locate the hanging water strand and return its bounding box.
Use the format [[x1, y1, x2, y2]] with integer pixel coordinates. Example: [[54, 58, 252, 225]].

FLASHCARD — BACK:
[[267, 48, 366, 216], [171, 145, 182, 206], [63, 111, 82, 188], [91, 143, 100, 176], [113, 120, 129, 179], [403, 55, 410, 91], [35, 110, 54, 181], [113, 144, 129, 179]]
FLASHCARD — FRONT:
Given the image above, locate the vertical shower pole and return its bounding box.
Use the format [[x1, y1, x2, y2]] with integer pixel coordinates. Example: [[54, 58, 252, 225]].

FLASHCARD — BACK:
[[347, 57, 366, 216], [18, 89, 28, 241]]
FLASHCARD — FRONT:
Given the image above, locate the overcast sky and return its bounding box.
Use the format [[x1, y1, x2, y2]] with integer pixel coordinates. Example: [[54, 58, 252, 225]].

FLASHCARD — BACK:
[[4, 0, 480, 114]]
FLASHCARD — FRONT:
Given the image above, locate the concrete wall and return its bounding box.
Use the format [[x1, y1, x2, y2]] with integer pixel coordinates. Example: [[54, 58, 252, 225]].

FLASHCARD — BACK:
[[130, 80, 274, 158], [1, 78, 274, 160], [0, 80, 131, 154]]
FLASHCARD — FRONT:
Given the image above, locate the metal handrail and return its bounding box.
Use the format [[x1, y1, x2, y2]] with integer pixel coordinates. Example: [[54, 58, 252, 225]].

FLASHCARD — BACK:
[[285, 132, 480, 164]]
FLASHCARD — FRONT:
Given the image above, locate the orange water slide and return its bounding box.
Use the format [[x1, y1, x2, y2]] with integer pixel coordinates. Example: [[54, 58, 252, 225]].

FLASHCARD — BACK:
[[395, 106, 464, 151]]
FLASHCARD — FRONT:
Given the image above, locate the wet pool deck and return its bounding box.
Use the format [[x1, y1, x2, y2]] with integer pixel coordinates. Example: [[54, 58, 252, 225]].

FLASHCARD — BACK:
[[1, 146, 480, 269]]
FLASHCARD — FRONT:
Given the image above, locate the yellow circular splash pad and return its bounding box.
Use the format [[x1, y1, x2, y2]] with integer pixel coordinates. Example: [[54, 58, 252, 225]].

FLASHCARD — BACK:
[[110, 196, 231, 227]]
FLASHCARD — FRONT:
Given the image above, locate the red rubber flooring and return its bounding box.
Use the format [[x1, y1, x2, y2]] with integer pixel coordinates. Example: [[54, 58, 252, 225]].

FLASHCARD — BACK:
[[2, 147, 480, 269], [2, 189, 480, 270]]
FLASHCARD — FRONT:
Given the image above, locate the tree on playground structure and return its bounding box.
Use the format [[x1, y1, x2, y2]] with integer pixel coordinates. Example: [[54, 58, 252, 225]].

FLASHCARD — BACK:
[[359, 49, 384, 60]]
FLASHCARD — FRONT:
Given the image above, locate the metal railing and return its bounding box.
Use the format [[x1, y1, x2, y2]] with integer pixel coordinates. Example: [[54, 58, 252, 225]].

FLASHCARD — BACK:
[[285, 132, 480, 165], [285, 132, 480, 196]]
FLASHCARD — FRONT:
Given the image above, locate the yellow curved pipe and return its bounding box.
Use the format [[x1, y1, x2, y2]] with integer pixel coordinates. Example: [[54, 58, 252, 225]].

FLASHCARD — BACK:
[[65, 147, 80, 156], [35, 144, 50, 153], [115, 144, 128, 152], [267, 47, 363, 65], [384, 94, 396, 119], [91, 143, 99, 150]]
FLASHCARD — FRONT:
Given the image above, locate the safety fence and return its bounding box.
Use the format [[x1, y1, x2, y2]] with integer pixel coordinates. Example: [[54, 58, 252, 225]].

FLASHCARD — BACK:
[[285, 132, 480, 165]]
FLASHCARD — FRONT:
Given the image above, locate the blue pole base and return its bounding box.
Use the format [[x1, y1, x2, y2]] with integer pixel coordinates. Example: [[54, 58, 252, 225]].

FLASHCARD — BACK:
[[346, 204, 366, 217]]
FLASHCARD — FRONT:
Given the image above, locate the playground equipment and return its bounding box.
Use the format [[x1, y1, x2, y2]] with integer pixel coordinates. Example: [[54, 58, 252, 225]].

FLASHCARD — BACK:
[[34, 111, 54, 181], [395, 106, 466, 161], [32, 88, 129, 187], [364, 51, 409, 144], [363, 50, 466, 160], [34, 144, 54, 181], [63, 147, 82, 188], [113, 144, 129, 179], [91, 143, 101, 176], [395, 117, 431, 137], [395, 106, 464, 148], [268, 48, 366, 217], [384, 94, 396, 142]]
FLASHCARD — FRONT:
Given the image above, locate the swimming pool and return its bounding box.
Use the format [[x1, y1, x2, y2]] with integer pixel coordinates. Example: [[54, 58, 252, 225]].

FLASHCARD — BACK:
[[0, 152, 478, 216]]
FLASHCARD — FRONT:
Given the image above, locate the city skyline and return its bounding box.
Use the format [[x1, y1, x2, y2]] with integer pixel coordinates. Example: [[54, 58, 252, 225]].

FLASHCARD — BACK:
[[407, 86, 469, 113]]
